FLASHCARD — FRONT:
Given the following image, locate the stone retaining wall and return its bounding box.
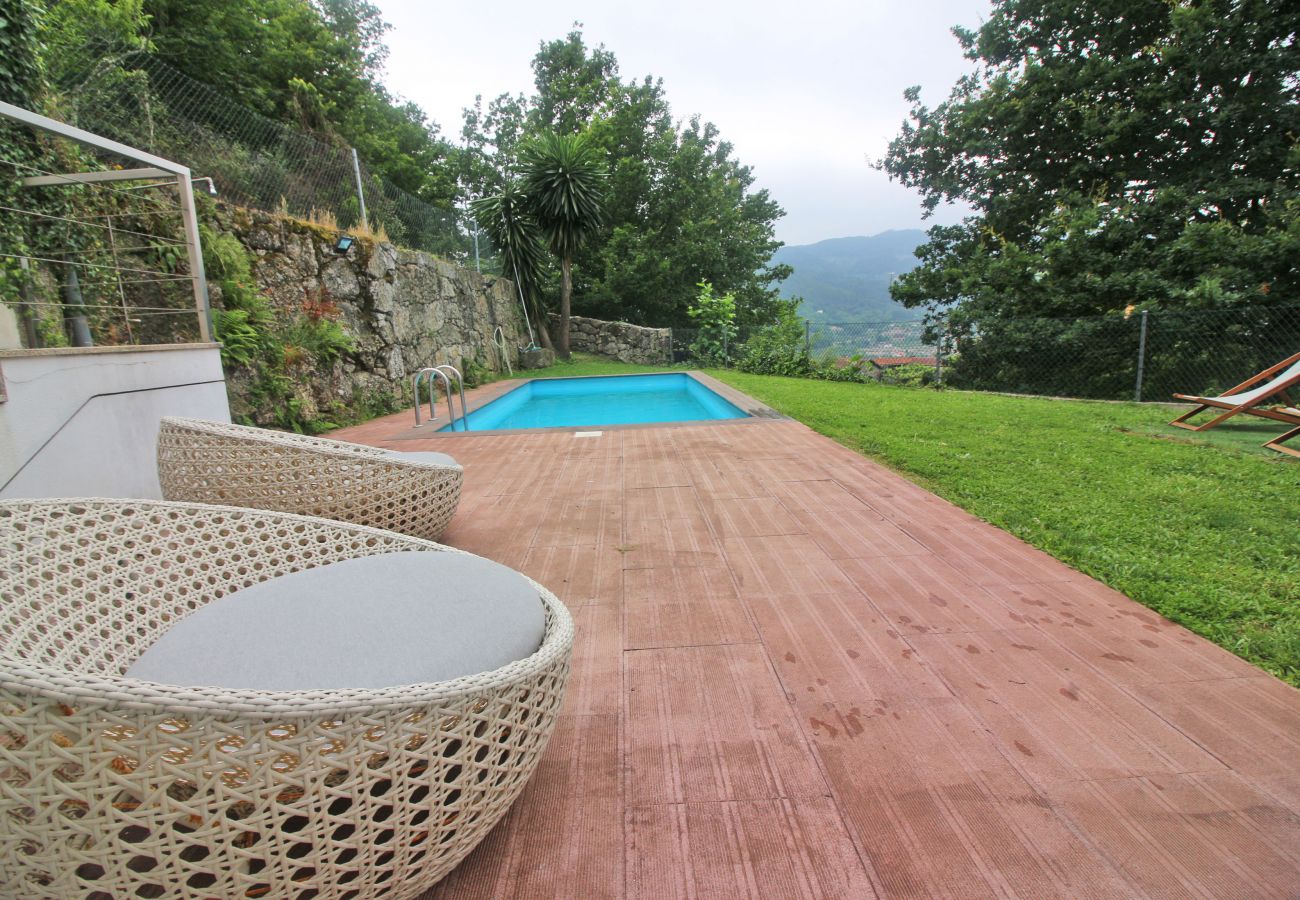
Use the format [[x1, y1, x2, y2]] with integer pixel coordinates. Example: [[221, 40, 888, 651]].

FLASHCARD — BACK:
[[217, 207, 524, 425], [568, 316, 671, 364]]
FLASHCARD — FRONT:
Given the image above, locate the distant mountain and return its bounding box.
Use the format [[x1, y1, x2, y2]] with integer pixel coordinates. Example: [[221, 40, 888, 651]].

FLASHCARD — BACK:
[[773, 230, 927, 323]]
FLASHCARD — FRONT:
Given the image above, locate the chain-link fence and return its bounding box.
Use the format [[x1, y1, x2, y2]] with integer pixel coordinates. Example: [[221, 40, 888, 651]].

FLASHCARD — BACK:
[[671, 304, 1300, 401], [943, 305, 1300, 401], [56, 50, 473, 260]]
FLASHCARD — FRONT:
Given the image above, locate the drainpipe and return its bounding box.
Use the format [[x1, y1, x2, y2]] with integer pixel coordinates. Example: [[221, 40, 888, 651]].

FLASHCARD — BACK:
[[62, 265, 93, 347], [17, 257, 39, 348]]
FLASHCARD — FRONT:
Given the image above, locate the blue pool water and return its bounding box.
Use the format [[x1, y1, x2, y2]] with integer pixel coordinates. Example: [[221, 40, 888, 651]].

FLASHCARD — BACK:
[[439, 373, 749, 431]]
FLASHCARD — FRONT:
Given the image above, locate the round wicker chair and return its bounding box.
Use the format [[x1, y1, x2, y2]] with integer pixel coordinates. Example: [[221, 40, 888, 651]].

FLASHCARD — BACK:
[[0, 499, 573, 899], [157, 417, 463, 541]]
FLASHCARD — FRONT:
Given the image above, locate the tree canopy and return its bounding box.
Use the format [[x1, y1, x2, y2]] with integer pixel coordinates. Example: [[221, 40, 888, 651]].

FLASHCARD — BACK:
[[462, 27, 790, 328], [880, 0, 1300, 328], [38, 0, 459, 207], [21, 8, 789, 330]]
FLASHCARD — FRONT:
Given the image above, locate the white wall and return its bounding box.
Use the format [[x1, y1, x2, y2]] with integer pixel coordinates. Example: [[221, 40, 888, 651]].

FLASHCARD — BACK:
[[0, 344, 230, 500], [0, 305, 20, 351]]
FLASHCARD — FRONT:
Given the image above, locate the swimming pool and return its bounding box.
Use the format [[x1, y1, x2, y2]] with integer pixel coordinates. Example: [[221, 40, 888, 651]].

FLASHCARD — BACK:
[[439, 373, 749, 431]]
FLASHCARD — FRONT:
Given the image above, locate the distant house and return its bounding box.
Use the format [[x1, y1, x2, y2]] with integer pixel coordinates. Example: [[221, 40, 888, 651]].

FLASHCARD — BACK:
[[870, 355, 937, 370], [866, 355, 938, 383]]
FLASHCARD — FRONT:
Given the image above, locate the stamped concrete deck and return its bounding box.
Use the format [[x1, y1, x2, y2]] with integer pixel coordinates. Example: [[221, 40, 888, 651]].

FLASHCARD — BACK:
[[332, 404, 1300, 898]]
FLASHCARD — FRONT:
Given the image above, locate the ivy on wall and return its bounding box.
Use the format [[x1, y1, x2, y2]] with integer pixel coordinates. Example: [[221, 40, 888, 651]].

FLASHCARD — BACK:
[[199, 219, 377, 433], [1, 2, 203, 348]]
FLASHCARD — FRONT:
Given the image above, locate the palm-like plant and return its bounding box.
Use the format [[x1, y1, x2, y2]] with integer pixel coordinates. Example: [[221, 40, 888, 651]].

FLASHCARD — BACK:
[[518, 131, 607, 357], [471, 180, 552, 349]]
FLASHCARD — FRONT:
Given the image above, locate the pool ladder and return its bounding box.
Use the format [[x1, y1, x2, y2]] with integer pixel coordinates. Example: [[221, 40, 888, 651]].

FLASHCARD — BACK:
[[413, 364, 470, 431]]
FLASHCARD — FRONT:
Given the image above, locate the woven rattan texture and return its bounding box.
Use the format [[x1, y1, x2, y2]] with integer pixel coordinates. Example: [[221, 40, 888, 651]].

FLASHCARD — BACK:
[[0, 499, 573, 899], [157, 417, 464, 542]]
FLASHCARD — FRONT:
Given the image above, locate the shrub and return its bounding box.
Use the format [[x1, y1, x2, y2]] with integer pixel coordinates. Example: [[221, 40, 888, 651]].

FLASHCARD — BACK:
[[213, 307, 267, 368], [880, 362, 937, 387], [737, 306, 812, 376], [687, 281, 738, 366], [280, 314, 353, 365], [202, 222, 353, 433], [461, 357, 494, 388], [816, 354, 873, 383]]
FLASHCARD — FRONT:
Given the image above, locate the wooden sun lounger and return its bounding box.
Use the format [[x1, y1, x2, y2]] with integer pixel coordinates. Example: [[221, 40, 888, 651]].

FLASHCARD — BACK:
[[1262, 414, 1300, 458], [1169, 350, 1300, 457]]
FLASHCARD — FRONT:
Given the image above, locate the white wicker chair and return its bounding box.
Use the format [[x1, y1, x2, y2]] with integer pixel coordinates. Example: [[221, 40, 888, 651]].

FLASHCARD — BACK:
[[0, 499, 573, 899], [157, 417, 463, 541]]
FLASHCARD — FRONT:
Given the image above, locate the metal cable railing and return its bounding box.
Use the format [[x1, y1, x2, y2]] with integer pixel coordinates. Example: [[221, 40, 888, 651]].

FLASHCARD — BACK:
[[0, 105, 211, 348]]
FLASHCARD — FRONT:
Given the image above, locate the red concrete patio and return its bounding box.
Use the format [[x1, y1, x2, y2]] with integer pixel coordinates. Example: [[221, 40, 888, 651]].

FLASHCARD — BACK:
[[332, 404, 1300, 898]]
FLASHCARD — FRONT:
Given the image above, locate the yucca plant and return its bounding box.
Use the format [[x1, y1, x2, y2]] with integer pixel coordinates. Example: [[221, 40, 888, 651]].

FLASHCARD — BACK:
[[517, 131, 607, 357], [471, 180, 552, 349]]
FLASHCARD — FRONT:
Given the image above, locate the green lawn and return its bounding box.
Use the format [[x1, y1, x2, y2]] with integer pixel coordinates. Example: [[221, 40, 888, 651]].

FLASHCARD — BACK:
[[1120, 416, 1293, 457], [521, 356, 1299, 684]]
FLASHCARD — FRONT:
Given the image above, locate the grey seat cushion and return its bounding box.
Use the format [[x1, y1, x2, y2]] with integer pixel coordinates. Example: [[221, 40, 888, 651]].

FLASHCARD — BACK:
[[382, 448, 459, 468], [126, 552, 545, 690]]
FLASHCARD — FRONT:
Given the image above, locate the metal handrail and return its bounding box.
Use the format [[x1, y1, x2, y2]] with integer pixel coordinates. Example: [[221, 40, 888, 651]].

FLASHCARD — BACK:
[[411, 367, 444, 426], [411, 363, 471, 431], [434, 364, 470, 432], [494, 326, 512, 376]]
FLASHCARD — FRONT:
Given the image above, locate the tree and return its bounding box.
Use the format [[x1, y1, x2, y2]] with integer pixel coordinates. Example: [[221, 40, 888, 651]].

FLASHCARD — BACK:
[[459, 91, 530, 198], [119, 0, 458, 205], [517, 130, 607, 357], [880, 0, 1300, 327], [528, 27, 620, 136], [578, 116, 789, 328], [460, 26, 790, 329]]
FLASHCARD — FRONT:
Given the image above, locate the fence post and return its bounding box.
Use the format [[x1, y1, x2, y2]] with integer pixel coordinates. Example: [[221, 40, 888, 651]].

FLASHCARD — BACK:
[[1134, 309, 1149, 402], [935, 329, 945, 385], [175, 172, 214, 343], [805, 320, 811, 356], [350, 147, 369, 231]]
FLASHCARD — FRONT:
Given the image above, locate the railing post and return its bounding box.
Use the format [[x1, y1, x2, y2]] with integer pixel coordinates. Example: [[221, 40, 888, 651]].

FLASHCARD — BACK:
[[350, 147, 368, 231], [175, 172, 213, 342], [805, 320, 811, 356], [1134, 309, 1149, 402]]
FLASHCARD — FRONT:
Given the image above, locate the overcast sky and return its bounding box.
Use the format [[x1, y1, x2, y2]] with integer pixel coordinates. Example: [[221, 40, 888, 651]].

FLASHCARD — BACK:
[[376, 0, 989, 247]]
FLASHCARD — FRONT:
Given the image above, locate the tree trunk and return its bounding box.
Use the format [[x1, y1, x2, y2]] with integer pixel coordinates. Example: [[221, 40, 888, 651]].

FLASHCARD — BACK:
[[558, 255, 572, 358], [518, 287, 553, 350], [536, 314, 554, 350]]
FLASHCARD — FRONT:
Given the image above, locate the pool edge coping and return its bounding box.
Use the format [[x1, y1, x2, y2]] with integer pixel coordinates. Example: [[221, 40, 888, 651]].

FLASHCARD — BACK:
[[386, 370, 786, 440]]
